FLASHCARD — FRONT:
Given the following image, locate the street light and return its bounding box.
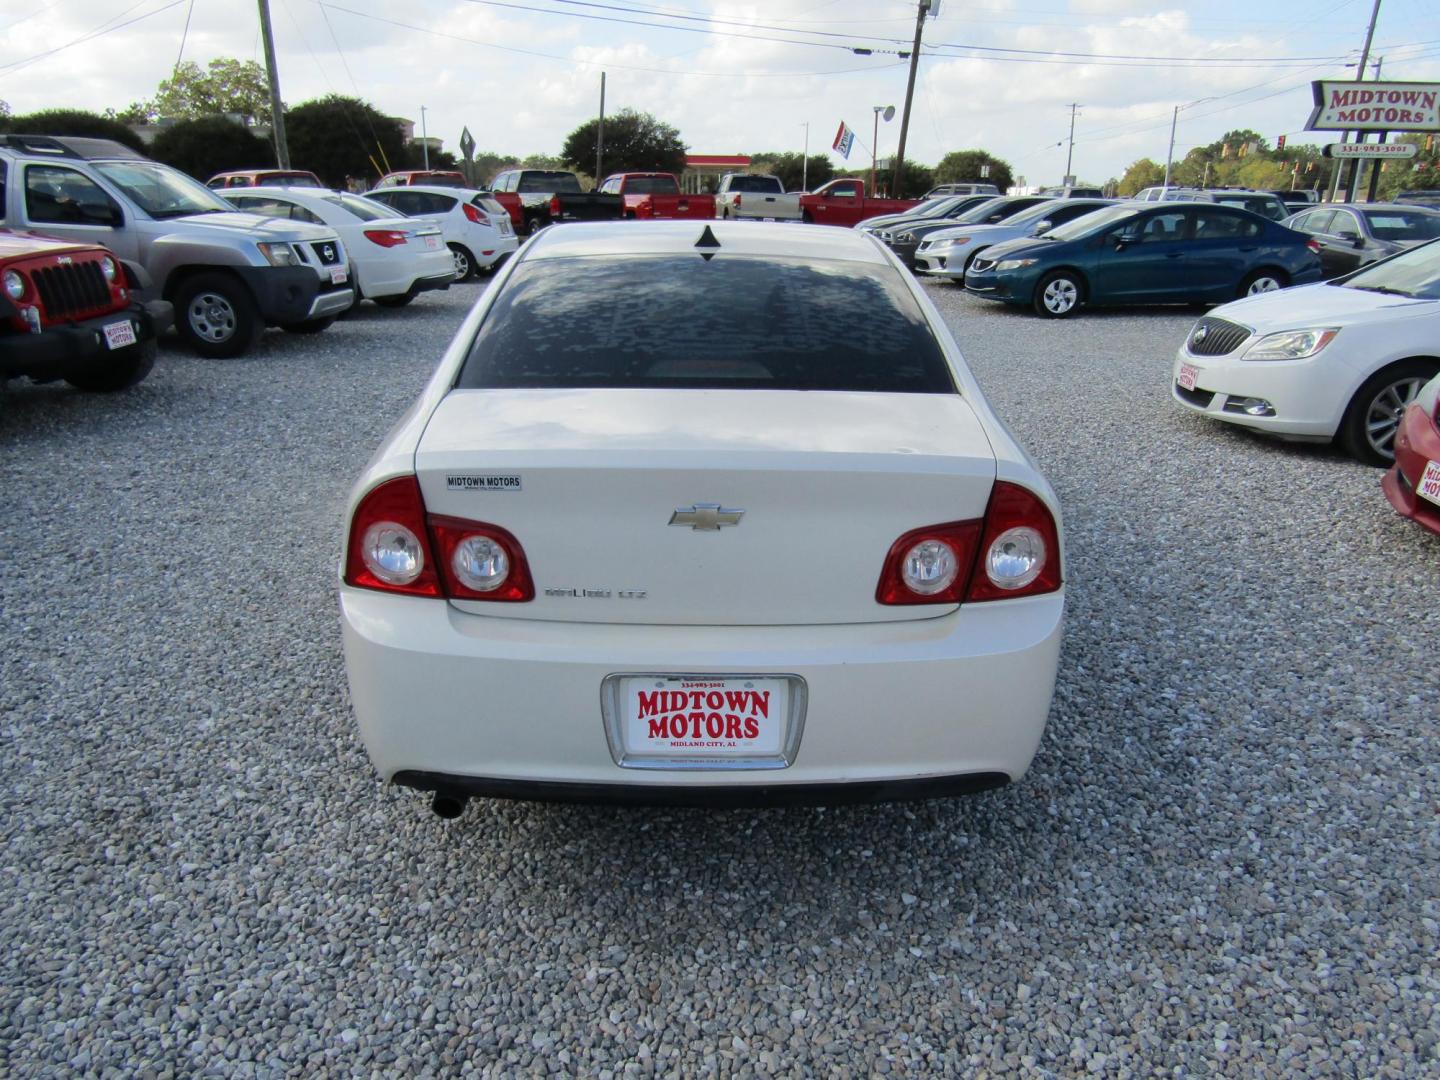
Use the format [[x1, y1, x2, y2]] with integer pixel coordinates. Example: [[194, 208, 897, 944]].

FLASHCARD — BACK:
[[872, 104, 895, 196], [801, 121, 810, 190], [420, 105, 430, 170]]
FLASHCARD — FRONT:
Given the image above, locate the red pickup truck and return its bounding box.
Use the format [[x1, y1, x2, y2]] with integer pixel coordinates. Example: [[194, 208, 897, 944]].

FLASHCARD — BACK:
[[598, 173, 716, 220], [798, 179, 920, 228]]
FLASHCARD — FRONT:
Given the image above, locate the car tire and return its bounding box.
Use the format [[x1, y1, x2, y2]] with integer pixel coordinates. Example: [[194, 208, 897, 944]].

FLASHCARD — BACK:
[[64, 339, 156, 392], [281, 316, 335, 334], [1033, 271, 1083, 318], [801, 211, 814, 224], [373, 293, 415, 308], [1338, 358, 1440, 466], [173, 272, 263, 358], [1238, 269, 1288, 298], [527, 217, 546, 236], [448, 243, 475, 282]]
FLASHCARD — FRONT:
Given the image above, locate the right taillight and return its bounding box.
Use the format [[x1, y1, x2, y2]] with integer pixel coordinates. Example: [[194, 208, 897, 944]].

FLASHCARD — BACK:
[[734, 194, 742, 208], [345, 476, 441, 597], [965, 482, 1062, 602]]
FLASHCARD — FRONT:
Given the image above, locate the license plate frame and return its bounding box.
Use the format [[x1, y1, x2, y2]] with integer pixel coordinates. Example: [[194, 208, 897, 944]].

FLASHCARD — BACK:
[[1178, 362, 1200, 391], [600, 672, 807, 770], [1418, 460, 1440, 506], [102, 320, 136, 350], [423, 234, 443, 250]]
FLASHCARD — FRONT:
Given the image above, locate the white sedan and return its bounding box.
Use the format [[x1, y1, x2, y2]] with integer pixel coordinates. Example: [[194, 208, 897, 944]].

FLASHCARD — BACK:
[[339, 221, 1065, 815], [222, 187, 455, 307], [1173, 238, 1440, 464], [365, 185, 518, 281]]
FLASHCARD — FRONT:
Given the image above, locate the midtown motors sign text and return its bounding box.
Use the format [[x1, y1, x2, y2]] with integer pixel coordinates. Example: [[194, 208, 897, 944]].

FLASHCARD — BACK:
[[1307, 81, 1440, 133]]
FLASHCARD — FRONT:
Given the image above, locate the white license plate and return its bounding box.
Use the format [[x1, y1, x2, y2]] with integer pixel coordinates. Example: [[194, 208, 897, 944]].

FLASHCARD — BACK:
[[1178, 362, 1200, 391], [603, 674, 803, 768], [423, 234, 442, 250], [102, 320, 136, 350], [1419, 460, 1440, 506], [330, 266, 347, 285]]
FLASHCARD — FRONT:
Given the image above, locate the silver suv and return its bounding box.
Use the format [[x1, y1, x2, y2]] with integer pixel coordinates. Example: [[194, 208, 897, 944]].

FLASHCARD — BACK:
[[0, 135, 355, 357]]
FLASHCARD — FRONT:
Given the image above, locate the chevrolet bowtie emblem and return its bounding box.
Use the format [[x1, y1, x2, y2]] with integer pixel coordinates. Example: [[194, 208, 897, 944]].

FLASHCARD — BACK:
[[669, 504, 744, 531]]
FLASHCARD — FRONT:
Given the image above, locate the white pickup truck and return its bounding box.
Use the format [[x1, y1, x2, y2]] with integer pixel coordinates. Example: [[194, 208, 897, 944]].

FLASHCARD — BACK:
[[713, 174, 797, 221]]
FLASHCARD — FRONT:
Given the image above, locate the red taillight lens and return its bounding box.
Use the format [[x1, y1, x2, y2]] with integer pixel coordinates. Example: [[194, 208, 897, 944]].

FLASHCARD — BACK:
[[1306, 239, 1322, 254], [364, 229, 408, 247], [549, 195, 561, 217], [875, 521, 983, 605], [734, 194, 742, 208], [345, 476, 442, 597], [463, 202, 484, 223], [966, 482, 1062, 602], [428, 516, 534, 602]]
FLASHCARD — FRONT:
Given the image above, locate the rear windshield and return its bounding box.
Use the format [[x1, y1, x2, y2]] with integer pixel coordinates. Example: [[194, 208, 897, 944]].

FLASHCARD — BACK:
[[621, 176, 679, 194], [456, 255, 955, 393], [727, 175, 783, 193], [517, 172, 583, 194], [1362, 209, 1440, 242], [320, 193, 393, 221]]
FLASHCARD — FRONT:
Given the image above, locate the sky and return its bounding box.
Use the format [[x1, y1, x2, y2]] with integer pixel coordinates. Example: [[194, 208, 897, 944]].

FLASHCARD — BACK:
[[2, 0, 1438, 186]]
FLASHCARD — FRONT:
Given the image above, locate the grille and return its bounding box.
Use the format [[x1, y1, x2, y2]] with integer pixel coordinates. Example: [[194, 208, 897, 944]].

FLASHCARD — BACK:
[[311, 240, 342, 265], [32, 260, 112, 321], [1174, 383, 1215, 408], [970, 256, 995, 273], [1187, 316, 1251, 357]]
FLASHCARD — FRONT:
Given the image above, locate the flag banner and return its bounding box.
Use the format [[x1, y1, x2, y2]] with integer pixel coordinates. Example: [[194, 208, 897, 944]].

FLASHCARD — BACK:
[[832, 121, 856, 160]]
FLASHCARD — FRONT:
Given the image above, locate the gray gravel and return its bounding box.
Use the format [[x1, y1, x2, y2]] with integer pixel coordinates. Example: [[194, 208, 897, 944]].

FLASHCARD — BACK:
[[2, 279, 1437, 1077]]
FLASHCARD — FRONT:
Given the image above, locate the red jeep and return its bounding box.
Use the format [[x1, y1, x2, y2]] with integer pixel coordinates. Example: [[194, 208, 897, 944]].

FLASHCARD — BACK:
[[1, 229, 172, 391]]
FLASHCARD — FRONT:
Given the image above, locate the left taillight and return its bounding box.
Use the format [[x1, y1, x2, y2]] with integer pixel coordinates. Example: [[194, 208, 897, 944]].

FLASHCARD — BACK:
[[345, 476, 535, 602], [345, 476, 441, 597], [463, 202, 484, 223], [549, 195, 561, 218], [1306, 238, 1322, 254], [364, 229, 408, 247]]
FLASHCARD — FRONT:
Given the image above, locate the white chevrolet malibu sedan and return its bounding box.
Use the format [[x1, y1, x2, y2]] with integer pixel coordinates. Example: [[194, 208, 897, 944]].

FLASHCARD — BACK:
[[339, 221, 1065, 816]]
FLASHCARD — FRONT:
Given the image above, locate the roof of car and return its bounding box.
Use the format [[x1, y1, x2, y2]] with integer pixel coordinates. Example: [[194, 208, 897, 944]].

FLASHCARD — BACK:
[[0, 134, 148, 161], [369, 184, 491, 198], [523, 220, 891, 264]]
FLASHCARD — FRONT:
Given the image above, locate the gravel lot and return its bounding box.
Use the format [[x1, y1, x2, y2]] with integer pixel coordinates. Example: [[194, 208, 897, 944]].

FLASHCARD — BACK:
[[2, 275, 1436, 1078]]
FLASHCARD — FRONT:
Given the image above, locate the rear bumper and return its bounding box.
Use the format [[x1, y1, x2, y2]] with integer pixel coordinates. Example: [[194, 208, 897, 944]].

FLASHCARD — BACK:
[[0, 299, 170, 380], [1382, 403, 1440, 536], [340, 588, 1064, 801]]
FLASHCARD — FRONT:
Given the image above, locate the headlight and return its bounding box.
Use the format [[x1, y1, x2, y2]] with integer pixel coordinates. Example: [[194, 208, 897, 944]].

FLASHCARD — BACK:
[[896, 232, 915, 244], [3, 269, 24, 300], [99, 257, 118, 283], [1242, 328, 1339, 361], [256, 242, 300, 267], [996, 258, 1039, 271]]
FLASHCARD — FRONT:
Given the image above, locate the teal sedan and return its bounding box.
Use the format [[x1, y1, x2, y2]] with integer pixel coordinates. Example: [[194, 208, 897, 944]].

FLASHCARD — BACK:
[[963, 202, 1322, 318]]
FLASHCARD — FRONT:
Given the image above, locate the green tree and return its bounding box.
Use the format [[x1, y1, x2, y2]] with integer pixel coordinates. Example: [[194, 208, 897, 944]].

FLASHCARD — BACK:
[[749, 152, 831, 192], [154, 59, 272, 123], [1117, 157, 1165, 196], [0, 109, 147, 153], [563, 109, 687, 178], [878, 159, 933, 199], [150, 116, 274, 181], [933, 149, 1014, 193], [285, 94, 408, 186]]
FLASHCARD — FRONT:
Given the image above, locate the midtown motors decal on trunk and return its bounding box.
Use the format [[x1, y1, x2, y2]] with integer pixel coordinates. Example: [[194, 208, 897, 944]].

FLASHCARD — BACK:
[[446, 474, 522, 492]]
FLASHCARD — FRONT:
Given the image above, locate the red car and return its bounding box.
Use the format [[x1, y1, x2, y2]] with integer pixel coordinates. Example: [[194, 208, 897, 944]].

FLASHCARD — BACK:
[[0, 229, 171, 391], [597, 173, 716, 220], [1382, 371, 1440, 537], [207, 169, 324, 189], [375, 170, 466, 188]]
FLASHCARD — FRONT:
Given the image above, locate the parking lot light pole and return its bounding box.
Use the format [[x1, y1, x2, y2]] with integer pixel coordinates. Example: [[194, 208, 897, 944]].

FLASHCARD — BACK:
[[802, 122, 809, 190], [420, 106, 429, 170]]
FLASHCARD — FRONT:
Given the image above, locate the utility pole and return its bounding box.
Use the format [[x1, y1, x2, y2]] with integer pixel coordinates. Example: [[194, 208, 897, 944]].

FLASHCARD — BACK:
[[892, 0, 932, 198], [1364, 56, 1387, 202], [801, 122, 809, 190], [257, 0, 290, 168], [595, 72, 606, 185], [1163, 105, 1180, 192], [1332, 0, 1383, 202], [420, 106, 429, 170], [1064, 103, 1080, 185]]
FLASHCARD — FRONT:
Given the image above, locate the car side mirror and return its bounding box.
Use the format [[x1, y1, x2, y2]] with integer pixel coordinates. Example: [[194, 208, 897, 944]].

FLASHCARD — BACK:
[[1113, 232, 1137, 248], [1351, 235, 1366, 249], [1034, 220, 1053, 235]]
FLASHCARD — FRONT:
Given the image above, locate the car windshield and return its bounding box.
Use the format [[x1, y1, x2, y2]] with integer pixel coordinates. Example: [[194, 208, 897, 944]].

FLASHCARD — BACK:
[[1003, 200, 1072, 226], [912, 196, 965, 219], [1362, 209, 1440, 242], [320, 193, 395, 222], [1215, 196, 1285, 221], [1340, 238, 1440, 299], [1042, 204, 1138, 241], [93, 161, 232, 218], [953, 197, 1012, 224], [456, 255, 955, 393]]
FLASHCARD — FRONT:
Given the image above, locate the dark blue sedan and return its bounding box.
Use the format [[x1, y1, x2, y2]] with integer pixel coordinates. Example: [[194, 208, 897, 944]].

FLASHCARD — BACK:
[[963, 202, 1322, 317]]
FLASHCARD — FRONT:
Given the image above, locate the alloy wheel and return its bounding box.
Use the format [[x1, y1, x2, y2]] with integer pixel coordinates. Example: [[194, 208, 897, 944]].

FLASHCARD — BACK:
[[1364, 376, 1426, 459]]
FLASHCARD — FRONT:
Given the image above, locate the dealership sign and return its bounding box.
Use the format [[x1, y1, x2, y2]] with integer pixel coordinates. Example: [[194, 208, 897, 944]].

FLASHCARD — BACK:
[[1307, 81, 1440, 132], [1322, 142, 1419, 159]]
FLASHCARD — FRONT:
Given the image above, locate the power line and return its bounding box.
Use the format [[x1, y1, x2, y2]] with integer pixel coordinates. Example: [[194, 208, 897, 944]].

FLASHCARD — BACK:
[[0, 0, 187, 78]]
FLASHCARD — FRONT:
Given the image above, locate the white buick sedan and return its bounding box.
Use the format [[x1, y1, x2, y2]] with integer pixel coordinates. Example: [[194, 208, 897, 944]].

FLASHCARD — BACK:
[[339, 221, 1065, 816]]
